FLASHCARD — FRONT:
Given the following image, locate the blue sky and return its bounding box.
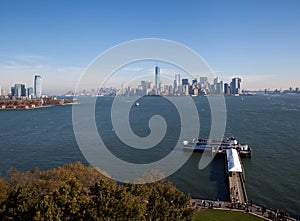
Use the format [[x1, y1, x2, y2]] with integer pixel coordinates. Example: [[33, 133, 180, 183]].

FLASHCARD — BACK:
[[1, 0, 300, 94]]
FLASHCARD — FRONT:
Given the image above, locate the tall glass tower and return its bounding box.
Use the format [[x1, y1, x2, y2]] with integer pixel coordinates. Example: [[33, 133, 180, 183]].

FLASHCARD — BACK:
[[155, 66, 160, 90], [34, 75, 42, 98]]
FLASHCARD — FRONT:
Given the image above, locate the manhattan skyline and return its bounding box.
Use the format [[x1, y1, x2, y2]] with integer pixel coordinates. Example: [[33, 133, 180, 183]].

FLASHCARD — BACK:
[[1, 1, 300, 94]]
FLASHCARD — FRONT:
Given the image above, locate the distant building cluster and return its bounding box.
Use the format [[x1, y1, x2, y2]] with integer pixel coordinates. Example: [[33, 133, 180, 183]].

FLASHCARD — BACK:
[[62, 66, 300, 97], [68, 66, 243, 97], [119, 66, 242, 96], [67, 87, 117, 97], [262, 87, 300, 95], [1, 75, 42, 100]]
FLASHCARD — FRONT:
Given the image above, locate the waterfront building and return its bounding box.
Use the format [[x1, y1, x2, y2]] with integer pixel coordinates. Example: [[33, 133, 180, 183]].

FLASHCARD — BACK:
[[141, 80, 152, 95], [15, 84, 22, 98], [11, 87, 15, 97], [14, 84, 26, 98], [192, 79, 198, 86], [27, 87, 34, 98], [230, 77, 241, 95], [0, 89, 5, 97], [173, 79, 177, 92], [224, 83, 230, 95], [174, 74, 180, 88], [213, 77, 219, 85], [163, 85, 169, 95], [211, 77, 223, 94], [182, 78, 188, 85], [209, 84, 216, 94], [176, 74, 180, 86], [173, 76, 177, 91], [177, 85, 183, 95], [199, 76, 210, 94], [168, 85, 173, 95], [216, 81, 224, 94], [200, 77, 208, 85], [23, 85, 27, 97], [181, 82, 190, 96], [184, 84, 189, 96], [34, 75, 42, 98], [154, 66, 160, 90], [193, 88, 199, 96]]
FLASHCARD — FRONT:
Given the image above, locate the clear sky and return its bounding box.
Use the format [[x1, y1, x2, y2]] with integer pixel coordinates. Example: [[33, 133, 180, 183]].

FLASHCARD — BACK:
[[1, 0, 300, 94]]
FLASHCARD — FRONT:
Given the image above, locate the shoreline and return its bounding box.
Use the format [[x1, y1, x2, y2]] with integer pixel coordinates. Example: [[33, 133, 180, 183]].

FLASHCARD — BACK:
[[190, 198, 299, 221], [0, 102, 77, 111]]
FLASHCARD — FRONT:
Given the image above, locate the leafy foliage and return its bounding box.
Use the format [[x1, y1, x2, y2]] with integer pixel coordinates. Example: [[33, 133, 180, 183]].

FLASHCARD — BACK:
[[0, 162, 193, 220]]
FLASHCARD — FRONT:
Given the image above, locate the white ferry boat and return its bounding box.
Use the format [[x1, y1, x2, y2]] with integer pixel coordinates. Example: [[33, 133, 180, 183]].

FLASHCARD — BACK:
[[183, 137, 251, 157]]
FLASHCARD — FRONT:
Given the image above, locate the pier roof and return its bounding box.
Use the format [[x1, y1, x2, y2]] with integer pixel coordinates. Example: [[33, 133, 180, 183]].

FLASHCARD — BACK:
[[226, 149, 242, 172]]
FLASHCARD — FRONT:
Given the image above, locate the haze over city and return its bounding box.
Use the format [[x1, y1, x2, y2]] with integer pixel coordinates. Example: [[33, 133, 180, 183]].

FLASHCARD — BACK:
[[1, 0, 300, 94]]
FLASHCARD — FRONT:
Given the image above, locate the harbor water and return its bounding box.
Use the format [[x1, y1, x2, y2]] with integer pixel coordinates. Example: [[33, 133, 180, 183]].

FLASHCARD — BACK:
[[0, 94, 299, 216]]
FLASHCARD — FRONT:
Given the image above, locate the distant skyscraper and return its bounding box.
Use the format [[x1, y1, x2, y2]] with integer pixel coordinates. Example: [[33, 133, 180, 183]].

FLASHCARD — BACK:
[[27, 87, 34, 98], [15, 84, 21, 98], [14, 84, 26, 98], [174, 74, 181, 93], [200, 77, 208, 85], [155, 66, 160, 90], [213, 77, 219, 85], [11, 87, 15, 97], [175, 74, 180, 86], [182, 78, 189, 85], [173, 79, 177, 91], [21, 84, 26, 97], [34, 75, 42, 97], [217, 80, 224, 94], [140, 80, 151, 95], [192, 79, 197, 84], [174, 74, 177, 89], [230, 77, 241, 95], [224, 83, 230, 95]]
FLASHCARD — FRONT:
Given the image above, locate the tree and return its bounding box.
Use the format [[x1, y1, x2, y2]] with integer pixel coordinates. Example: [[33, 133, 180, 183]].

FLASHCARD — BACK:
[[51, 179, 89, 221], [4, 184, 42, 220], [112, 185, 146, 220], [33, 195, 62, 221], [0, 179, 8, 203], [88, 179, 118, 220], [0, 179, 8, 218], [88, 180, 146, 220], [0, 163, 194, 220], [146, 181, 194, 221]]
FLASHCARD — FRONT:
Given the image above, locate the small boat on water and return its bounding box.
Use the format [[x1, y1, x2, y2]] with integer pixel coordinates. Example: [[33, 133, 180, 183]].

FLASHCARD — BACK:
[[183, 137, 251, 157]]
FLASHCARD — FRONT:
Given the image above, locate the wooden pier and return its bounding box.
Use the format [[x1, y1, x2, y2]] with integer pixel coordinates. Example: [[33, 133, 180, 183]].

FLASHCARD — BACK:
[[225, 149, 248, 204], [228, 171, 248, 204], [189, 148, 299, 220]]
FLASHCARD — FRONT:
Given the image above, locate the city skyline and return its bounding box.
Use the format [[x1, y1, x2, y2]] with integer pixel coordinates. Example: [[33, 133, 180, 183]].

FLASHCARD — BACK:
[[1, 1, 300, 94], [4, 74, 42, 99], [117, 66, 242, 97], [2, 66, 300, 97]]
